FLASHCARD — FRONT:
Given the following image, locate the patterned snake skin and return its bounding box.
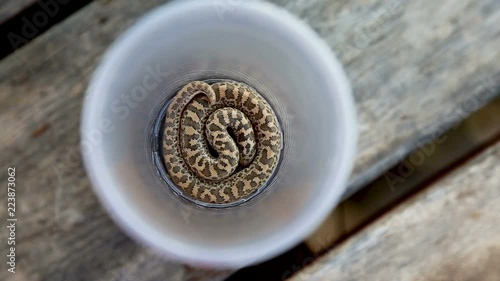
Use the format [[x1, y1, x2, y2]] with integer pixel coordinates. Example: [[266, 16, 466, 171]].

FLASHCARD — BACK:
[[162, 81, 282, 205]]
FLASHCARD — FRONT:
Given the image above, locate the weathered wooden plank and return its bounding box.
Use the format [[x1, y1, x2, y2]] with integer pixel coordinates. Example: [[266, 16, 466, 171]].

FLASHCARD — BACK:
[[284, 0, 500, 197], [0, 0, 498, 280], [0, 1, 234, 280], [290, 140, 500, 281], [0, 0, 94, 60], [306, 99, 500, 253], [0, 0, 35, 24]]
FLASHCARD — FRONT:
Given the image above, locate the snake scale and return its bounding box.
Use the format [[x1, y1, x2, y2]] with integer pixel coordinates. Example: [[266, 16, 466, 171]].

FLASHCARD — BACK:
[[162, 80, 282, 205]]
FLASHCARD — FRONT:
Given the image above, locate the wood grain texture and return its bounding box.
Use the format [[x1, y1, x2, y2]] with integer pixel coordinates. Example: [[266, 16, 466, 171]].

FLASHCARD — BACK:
[[278, 0, 500, 197], [289, 140, 500, 281], [0, 1, 233, 280], [0, 0, 498, 280]]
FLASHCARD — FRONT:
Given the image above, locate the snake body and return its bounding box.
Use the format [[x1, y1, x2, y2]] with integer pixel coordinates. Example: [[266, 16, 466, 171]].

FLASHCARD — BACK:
[[162, 81, 281, 205]]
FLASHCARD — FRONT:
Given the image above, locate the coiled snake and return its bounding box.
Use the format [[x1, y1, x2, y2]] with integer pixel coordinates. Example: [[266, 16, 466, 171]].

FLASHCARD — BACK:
[[162, 81, 282, 205]]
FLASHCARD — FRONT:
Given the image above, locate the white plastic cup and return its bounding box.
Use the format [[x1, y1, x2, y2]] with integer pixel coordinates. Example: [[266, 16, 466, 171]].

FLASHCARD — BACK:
[[81, 0, 357, 268]]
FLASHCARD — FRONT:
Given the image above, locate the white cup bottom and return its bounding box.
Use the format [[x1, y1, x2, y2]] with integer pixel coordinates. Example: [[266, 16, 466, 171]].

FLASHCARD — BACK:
[[82, 0, 357, 267]]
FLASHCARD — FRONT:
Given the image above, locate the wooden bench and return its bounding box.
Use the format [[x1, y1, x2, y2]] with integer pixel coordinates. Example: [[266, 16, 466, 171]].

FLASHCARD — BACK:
[[0, 0, 498, 280], [290, 141, 500, 281]]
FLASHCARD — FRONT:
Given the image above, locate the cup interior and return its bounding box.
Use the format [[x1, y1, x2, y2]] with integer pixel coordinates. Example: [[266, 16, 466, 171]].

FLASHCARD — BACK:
[[82, 0, 356, 267]]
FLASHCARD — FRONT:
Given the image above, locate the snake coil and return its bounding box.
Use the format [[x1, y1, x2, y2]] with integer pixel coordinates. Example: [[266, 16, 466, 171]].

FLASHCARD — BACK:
[[162, 80, 281, 205]]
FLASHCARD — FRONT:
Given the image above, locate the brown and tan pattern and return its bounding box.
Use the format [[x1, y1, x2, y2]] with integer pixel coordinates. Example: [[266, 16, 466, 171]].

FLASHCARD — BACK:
[[0, 0, 498, 280], [162, 81, 282, 205]]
